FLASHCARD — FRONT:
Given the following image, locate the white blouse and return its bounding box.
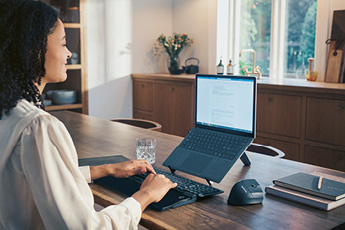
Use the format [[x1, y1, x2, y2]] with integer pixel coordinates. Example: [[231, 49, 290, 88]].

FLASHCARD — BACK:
[[0, 100, 141, 229]]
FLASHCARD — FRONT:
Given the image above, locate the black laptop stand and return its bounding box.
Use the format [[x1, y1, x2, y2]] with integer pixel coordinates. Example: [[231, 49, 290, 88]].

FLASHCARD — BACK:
[[167, 152, 251, 187]]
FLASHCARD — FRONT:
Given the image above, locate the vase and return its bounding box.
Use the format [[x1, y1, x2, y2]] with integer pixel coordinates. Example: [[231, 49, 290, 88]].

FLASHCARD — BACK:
[[168, 56, 181, 74]]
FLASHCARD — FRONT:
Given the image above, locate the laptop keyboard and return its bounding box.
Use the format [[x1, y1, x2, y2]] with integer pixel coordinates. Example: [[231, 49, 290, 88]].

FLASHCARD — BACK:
[[129, 168, 224, 197], [180, 129, 248, 160]]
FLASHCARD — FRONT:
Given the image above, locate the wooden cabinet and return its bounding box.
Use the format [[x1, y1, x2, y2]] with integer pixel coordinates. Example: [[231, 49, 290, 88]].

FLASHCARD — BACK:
[[256, 92, 303, 160], [304, 146, 345, 172], [257, 93, 302, 138], [306, 97, 345, 146], [132, 74, 195, 137], [255, 136, 300, 161], [255, 78, 345, 171], [42, 0, 88, 114], [154, 81, 194, 136], [133, 80, 153, 112], [132, 75, 345, 171]]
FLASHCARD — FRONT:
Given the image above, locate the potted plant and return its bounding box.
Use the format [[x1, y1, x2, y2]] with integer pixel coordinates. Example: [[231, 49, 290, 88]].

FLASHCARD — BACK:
[[154, 33, 194, 74]]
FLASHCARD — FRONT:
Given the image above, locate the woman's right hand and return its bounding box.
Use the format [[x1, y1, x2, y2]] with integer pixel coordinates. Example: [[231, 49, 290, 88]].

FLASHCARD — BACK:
[[132, 173, 177, 211]]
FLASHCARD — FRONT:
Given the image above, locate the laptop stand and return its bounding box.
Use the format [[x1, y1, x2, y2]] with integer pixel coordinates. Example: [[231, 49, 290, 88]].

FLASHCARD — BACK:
[[167, 152, 251, 187], [240, 152, 251, 166]]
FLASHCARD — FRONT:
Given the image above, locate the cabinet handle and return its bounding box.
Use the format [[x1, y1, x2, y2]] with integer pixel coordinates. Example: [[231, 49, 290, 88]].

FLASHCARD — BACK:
[[170, 87, 175, 91], [338, 105, 344, 110], [141, 84, 145, 88], [268, 97, 273, 102]]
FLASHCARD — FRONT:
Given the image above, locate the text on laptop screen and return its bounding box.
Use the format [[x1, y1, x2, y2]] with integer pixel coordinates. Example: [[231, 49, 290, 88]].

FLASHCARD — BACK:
[[196, 76, 255, 134]]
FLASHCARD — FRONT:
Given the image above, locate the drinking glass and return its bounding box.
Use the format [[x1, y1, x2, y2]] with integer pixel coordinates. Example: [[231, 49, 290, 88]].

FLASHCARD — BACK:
[[136, 138, 156, 164]]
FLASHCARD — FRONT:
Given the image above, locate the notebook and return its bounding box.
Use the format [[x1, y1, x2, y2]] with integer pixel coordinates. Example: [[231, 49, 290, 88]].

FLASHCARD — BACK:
[[273, 172, 345, 201], [163, 74, 257, 183], [265, 185, 345, 211]]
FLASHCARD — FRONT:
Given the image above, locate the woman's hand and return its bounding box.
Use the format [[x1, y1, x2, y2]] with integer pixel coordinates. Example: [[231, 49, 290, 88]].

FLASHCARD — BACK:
[[132, 173, 177, 211], [89, 159, 177, 212], [89, 159, 155, 181]]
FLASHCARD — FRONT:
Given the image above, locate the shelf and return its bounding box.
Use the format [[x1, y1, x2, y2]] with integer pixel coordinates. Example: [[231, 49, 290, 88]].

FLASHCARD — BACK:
[[64, 23, 81, 29], [45, 103, 83, 111], [43, 0, 88, 114], [67, 64, 82, 70]]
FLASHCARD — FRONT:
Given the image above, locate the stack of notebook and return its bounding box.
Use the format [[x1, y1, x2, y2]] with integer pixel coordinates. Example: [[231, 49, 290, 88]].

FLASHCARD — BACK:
[[265, 172, 345, 211]]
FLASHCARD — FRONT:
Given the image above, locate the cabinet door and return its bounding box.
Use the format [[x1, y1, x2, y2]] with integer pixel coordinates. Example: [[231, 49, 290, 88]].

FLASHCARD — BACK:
[[133, 79, 154, 112], [155, 81, 194, 136], [304, 145, 345, 171], [257, 93, 302, 138], [306, 97, 345, 146], [255, 136, 300, 161], [133, 112, 154, 121]]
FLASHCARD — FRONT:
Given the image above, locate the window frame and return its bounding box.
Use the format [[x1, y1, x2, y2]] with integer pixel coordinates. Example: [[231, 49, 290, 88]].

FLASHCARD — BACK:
[[217, 0, 323, 79]]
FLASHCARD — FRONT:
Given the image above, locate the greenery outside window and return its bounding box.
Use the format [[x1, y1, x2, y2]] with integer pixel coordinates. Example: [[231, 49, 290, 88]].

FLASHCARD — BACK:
[[217, 0, 317, 78]]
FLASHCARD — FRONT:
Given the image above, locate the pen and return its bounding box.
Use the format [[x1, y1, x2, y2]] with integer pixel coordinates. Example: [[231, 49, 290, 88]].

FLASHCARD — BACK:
[[317, 176, 323, 190]]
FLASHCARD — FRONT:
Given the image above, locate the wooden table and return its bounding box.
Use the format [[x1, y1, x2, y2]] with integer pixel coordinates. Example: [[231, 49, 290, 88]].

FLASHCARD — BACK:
[[51, 111, 345, 230]]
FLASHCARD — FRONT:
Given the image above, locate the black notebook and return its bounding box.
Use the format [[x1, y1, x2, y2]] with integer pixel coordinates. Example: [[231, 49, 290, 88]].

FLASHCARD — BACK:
[[273, 172, 345, 201]]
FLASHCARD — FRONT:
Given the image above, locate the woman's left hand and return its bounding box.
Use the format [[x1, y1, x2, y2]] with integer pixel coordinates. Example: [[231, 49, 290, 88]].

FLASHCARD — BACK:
[[90, 159, 155, 181]]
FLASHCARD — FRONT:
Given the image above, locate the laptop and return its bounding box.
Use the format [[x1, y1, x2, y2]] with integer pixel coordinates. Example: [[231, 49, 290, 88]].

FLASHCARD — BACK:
[[163, 74, 257, 183]]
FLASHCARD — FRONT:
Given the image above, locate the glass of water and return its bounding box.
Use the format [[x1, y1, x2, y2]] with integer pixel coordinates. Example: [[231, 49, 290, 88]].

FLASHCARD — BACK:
[[136, 138, 156, 164]]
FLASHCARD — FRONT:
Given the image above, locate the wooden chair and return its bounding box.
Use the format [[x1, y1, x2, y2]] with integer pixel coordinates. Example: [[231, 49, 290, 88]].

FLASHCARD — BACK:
[[246, 143, 285, 158], [111, 118, 162, 132]]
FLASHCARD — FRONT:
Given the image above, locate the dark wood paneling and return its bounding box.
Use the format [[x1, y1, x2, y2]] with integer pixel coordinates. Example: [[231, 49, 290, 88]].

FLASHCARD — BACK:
[[306, 97, 345, 146], [257, 92, 302, 138]]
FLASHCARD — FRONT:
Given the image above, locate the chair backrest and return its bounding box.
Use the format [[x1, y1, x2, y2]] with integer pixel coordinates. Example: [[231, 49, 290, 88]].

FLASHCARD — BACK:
[[247, 143, 285, 158], [111, 118, 162, 132]]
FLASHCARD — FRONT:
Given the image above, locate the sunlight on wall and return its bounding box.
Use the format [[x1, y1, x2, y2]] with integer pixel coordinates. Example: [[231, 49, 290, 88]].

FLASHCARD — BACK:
[[87, 0, 133, 119], [88, 0, 132, 87], [104, 0, 132, 80]]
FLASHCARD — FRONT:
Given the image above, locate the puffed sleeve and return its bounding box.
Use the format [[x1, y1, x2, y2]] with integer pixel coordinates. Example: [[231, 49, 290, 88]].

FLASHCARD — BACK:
[[79, 165, 92, 183], [20, 115, 141, 230]]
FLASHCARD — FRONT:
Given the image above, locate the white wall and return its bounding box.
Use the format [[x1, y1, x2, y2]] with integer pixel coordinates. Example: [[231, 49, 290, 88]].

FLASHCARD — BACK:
[[87, 0, 172, 119], [131, 0, 173, 74], [87, 0, 217, 119], [172, 0, 217, 74], [87, 0, 134, 119]]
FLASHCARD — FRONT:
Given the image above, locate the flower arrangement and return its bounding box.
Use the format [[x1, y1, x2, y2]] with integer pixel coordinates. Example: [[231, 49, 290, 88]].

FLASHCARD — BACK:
[[154, 33, 194, 74], [154, 33, 194, 58]]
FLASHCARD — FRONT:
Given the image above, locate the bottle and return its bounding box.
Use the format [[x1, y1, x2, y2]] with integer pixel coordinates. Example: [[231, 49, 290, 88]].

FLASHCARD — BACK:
[[227, 59, 233, 75], [217, 58, 224, 75]]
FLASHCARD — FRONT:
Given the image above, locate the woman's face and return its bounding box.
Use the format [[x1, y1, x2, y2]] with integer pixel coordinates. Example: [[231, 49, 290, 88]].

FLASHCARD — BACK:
[[43, 19, 72, 84]]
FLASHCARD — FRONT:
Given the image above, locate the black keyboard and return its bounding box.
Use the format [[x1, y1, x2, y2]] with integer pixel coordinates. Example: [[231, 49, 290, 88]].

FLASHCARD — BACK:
[[129, 168, 224, 198], [180, 129, 248, 160]]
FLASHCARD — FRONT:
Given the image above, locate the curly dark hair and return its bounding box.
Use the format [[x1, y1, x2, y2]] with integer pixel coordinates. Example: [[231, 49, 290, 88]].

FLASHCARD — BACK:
[[0, 0, 58, 119]]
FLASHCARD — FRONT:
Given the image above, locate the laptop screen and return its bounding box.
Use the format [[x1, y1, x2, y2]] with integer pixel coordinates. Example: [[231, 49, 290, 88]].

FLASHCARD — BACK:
[[195, 74, 256, 137]]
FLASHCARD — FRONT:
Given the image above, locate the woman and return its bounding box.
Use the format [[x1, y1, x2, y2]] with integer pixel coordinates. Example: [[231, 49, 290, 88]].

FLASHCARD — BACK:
[[0, 0, 176, 229]]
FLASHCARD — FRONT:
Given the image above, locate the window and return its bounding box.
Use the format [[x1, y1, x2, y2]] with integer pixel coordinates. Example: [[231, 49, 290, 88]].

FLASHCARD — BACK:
[[284, 0, 317, 78], [217, 0, 317, 78], [239, 0, 272, 76]]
